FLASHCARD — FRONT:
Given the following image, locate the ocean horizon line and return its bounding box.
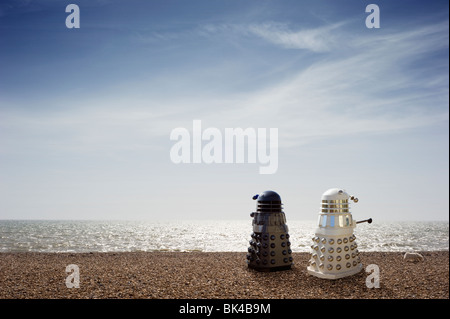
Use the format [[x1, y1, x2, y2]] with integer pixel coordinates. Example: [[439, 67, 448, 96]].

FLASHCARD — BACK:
[[1, 218, 448, 223]]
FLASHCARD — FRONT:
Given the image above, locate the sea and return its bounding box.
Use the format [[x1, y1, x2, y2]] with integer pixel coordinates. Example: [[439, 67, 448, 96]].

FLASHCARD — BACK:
[[0, 220, 448, 253]]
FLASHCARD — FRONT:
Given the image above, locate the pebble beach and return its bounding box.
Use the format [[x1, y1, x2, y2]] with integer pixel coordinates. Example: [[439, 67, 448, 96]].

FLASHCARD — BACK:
[[0, 251, 448, 299]]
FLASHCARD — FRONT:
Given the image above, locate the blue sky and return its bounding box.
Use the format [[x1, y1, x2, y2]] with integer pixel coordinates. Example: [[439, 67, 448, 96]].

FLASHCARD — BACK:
[[0, 0, 448, 221]]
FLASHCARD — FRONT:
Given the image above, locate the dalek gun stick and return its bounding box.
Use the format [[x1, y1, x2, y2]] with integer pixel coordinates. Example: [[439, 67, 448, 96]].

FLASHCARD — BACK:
[[356, 218, 373, 224], [307, 188, 373, 280]]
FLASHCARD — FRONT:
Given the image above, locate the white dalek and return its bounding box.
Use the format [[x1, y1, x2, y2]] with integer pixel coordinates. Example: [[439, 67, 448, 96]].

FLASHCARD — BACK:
[[307, 188, 372, 279]]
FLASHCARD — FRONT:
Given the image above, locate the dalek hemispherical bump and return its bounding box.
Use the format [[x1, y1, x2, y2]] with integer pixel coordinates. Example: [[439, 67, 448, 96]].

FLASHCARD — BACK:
[[247, 190, 293, 272], [307, 188, 373, 279]]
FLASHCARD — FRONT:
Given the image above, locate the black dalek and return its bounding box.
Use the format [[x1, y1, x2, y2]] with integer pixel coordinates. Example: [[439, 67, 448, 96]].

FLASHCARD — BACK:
[[246, 190, 293, 271]]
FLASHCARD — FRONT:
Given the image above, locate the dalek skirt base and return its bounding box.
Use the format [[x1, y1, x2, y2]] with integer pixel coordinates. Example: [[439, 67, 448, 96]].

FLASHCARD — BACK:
[[307, 264, 363, 280], [247, 190, 293, 272], [307, 188, 372, 280], [306, 228, 364, 279]]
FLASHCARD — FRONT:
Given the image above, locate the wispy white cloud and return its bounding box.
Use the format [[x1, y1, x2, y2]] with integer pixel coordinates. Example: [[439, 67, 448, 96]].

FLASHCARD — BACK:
[[133, 21, 344, 53], [174, 20, 448, 145], [1, 20, 448, 155], [245, 22, 344, 52]]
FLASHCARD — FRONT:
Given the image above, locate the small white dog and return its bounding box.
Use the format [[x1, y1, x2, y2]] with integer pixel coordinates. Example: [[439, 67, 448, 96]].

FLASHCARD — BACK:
[[403, 252, 424, 262]]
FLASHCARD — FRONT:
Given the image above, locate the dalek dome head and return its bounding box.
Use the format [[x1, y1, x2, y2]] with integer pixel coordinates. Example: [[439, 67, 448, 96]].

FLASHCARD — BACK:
[[321, 188, 350, 202], [253, 190, 283, 214], [254, 190, 281, 202]]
